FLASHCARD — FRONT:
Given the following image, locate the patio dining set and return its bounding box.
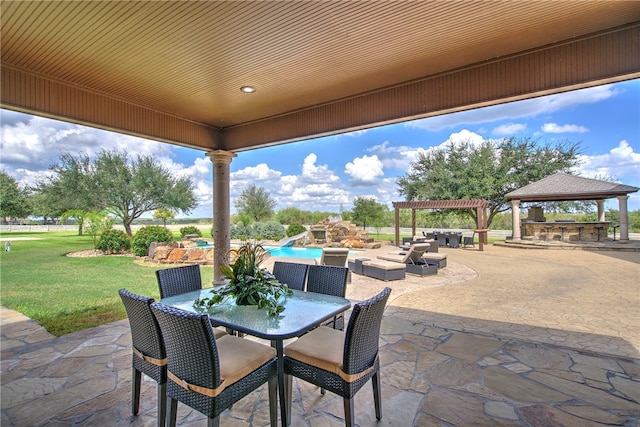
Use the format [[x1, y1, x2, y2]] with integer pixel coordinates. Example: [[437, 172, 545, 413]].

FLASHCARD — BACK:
[[119, 262, 391, 427]]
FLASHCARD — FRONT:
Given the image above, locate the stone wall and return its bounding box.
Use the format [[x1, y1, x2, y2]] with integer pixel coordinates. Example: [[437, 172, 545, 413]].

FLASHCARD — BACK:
[[144, 241, 214, 264]]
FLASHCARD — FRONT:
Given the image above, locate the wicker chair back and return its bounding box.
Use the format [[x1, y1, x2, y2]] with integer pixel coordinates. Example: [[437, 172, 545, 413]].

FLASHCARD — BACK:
[[306, 265, 348, 297], [156, 264, 202, 298], [118, 289, 166, 427], [343, 287, 391, 374], [272, 261, 309, 291]]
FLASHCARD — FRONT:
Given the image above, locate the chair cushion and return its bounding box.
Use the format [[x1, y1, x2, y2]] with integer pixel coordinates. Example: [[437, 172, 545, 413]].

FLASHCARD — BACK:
[[362, 259, 406, 271], [285, 326, 345, 375], [377, 253, 405, 263], [216, 335, 276, 387]]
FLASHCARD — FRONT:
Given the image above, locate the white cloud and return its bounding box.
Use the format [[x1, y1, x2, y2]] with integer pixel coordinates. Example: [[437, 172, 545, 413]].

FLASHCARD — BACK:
[[444, 129, 486, 147], [366, 141, 419, 170], [574, 140, 640, 184], [344, 155, 384, 185], [0, 113, 177, 188], [542, 123, 589, 133], [492, 123, 527, 136], [229, 154, 352, 213], [300, 153, 340, 184], [406, 84, 618, 131]]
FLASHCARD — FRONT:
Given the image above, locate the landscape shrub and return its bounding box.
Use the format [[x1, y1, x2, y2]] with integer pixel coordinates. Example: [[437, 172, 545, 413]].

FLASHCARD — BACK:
[[131, 225, 174, 257], [230, 223, 253, 240], [254, 221, 285, 240], [180, 225, 202, 238], [95, 229, 131, 254], [286, 223, 306, 237]]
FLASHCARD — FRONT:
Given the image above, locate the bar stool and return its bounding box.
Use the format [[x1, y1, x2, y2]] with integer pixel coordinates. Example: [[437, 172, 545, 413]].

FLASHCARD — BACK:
[[595, 225, 604, 241], [558, 225, 567, 241], [544, 225, 553, 241], [576, 226, 584, 241]]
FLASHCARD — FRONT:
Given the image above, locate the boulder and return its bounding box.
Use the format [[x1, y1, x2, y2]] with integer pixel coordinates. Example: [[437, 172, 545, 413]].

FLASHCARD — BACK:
[[167, 248, 187, 261], [152, 245, 172, 260]]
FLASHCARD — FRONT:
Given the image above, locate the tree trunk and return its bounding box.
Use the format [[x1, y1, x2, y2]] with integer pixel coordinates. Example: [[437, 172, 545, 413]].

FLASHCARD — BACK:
[[124, 221, 133, 237], [78, 218, 84, 236]]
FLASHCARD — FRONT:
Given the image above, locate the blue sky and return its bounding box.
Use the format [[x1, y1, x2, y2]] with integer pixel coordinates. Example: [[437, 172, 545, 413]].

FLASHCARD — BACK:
[[1, 79, 639, 218]]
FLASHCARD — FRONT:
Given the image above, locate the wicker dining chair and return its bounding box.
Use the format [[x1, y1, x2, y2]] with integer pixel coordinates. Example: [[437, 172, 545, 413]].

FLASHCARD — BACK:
[[272, 261, 309, 291], [156, 264, 228, 338], [306, 264, 349, 330], [118, 289, 167, 427], [155, 264, 203, 298], [284, 287, 392, 427], [150, 303, 279, 427]]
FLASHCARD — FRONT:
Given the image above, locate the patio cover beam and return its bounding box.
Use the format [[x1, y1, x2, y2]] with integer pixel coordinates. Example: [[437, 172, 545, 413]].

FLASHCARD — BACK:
[[2, 24, 639, 152]]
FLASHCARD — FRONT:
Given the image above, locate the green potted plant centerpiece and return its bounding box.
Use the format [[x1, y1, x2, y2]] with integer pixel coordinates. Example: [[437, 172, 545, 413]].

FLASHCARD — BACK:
[[194, 241, 293, 316]]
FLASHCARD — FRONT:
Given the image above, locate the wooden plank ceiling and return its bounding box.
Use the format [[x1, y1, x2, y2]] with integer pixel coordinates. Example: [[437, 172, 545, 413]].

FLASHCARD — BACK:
[[1, 1, 640, 152]]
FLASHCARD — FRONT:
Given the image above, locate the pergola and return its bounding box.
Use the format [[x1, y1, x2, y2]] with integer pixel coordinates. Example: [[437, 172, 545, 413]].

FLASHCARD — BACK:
[[392, 199, 489, 250], [505, 173, 639, 241], [1, 2, 639, 279]]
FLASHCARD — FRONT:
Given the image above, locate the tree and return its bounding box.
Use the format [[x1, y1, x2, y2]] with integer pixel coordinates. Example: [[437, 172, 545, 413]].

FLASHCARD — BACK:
[[92, 150, 197, 236], [32, 152, 102, 224], [0, 171, 30, 219], [351, 196, 387, 230], [235, 184, 276, 222], [274, 207, 306, 225], [153, 208, 175, 226], [38, 150, 197, 236], [61, 209, 89, 236], [396, 137, 581, 228]]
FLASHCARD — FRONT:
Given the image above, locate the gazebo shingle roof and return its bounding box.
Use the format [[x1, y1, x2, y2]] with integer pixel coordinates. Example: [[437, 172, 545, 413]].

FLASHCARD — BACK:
[[505, 173, 639, 202]]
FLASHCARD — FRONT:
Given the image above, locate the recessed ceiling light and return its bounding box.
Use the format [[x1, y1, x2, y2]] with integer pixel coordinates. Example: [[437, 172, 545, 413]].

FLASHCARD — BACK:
[[240, 86, 256, 93]]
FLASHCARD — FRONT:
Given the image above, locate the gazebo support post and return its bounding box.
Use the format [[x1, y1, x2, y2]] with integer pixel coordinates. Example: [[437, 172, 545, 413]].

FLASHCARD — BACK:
[[597, 200, 606, 222], [618, 195, 629, 241], [511, 200, 521, 241]]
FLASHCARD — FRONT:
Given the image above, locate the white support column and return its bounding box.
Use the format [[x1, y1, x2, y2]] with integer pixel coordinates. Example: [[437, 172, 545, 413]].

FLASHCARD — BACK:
[[511, 200, 521, 240], [597, 200, 606, 222], [207, 150, 237, 284], [617, 195, 630, 241]]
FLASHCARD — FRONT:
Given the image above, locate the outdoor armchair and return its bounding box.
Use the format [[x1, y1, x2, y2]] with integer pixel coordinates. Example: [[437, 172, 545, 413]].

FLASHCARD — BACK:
[[306, 264, 349, 330], [156, 264, 202, 298], [284, 287, 392, 427], [150, 303, 278, 427], [118, 289, 167, 427], [272, 261, 309, 291], [156, 264, 228, 338]]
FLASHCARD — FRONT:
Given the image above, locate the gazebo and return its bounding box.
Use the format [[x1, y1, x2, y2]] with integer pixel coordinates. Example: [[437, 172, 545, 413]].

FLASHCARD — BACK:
[[505, 173, 639, 241], [392, 199, 489, 250]]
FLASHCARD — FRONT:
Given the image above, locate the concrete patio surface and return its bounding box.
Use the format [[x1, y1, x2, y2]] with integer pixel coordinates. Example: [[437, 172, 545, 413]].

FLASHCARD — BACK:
[[1, 244, 639, 426]]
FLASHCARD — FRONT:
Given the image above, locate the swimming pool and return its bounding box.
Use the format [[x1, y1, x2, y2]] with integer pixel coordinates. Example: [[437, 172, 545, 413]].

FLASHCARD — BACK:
[[265, 246, 359, 260], [196, 243, 359, 260]]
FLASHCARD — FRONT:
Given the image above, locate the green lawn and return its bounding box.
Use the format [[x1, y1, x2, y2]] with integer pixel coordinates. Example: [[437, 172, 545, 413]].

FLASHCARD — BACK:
[[0, 232, 214, 336]]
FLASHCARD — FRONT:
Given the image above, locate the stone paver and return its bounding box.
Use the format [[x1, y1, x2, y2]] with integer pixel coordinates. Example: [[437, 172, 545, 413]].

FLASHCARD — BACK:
[[1, 245, 639, 426]]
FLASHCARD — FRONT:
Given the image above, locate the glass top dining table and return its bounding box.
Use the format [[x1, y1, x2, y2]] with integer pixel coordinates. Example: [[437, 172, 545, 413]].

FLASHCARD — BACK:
[[160, 288, 351, 426]]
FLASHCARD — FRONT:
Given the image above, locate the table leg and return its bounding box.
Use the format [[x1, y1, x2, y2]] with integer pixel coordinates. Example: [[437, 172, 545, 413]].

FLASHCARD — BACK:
[[275, 340, 287, 426]]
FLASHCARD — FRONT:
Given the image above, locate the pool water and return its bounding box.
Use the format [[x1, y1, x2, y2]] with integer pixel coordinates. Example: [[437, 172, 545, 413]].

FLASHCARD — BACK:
[[265, 246, 358, 259], [198, 243, 359, 260]]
